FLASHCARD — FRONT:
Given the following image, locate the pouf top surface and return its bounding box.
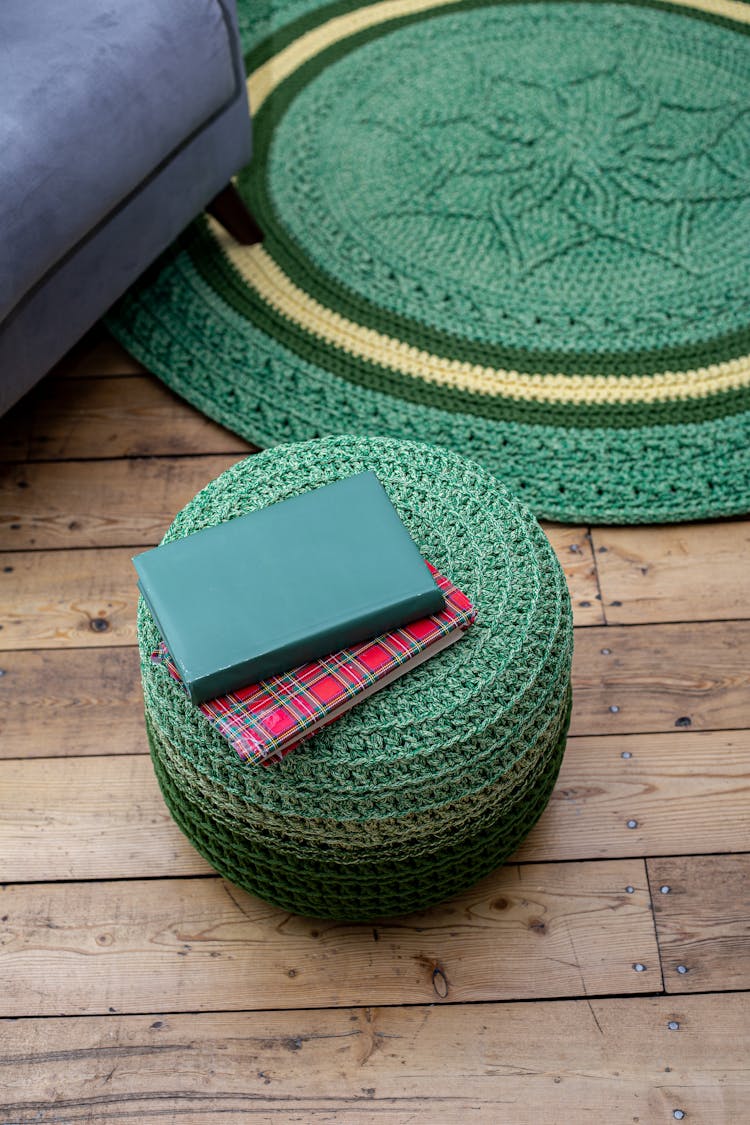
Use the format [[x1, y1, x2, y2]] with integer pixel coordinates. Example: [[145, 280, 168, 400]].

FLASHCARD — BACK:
[[139, 436, 572, 821]]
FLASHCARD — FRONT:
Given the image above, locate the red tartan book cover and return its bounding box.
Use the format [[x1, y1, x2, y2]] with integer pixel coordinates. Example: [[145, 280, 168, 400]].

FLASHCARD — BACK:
[[153, 564, 475, 766]]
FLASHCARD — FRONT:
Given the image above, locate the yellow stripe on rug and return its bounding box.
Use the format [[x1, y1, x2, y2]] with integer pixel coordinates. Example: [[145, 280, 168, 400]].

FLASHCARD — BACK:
[[248, 0, 750, 111], [207, 220, 750, 405]]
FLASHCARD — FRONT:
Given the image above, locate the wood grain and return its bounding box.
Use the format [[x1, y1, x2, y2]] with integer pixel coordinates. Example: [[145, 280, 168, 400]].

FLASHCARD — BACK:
[[50, 327, 146, 378], [569, 620, 750, 736], [520, 728, 750, 862], [0, 463, 600, 623], [0, 455, 242, 550], [0, 862, 657, 1016], [540, 523, 603, 626], [3, 994, 746, 1124], [26, 376, 253, 461], [3, 618, 745, 760], [0, 548, 138, 650], [0, 649, 143, 759], [0, 534, 598, 659], [592, 522, 750, 624], [648, 854, 750, 994], [1, 308, 746, 1117], [4, 730, 748, 881], [0, 754, 210, 881]]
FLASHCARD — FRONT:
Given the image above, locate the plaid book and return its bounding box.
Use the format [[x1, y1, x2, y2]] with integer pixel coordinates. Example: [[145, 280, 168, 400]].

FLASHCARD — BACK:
[[153, 565, 475, 766]]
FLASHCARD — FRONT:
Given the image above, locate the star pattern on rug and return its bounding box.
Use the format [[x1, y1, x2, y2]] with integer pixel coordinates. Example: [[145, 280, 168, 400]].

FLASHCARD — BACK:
[[361, 56, 750, 281]]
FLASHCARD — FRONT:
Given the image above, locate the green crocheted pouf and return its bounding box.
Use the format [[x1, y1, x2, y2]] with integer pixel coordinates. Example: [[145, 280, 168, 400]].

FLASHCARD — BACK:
[[139, 436, 573, 920]]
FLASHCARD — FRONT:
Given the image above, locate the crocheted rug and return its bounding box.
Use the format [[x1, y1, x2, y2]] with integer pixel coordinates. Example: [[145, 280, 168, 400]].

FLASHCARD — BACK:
[[108, 0, 750, 524]]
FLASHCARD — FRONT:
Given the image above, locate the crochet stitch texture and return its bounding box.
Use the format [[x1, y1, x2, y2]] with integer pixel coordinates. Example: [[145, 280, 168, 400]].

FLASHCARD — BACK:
[[140, 437, 574, 920], [109, 0, 750, 522]]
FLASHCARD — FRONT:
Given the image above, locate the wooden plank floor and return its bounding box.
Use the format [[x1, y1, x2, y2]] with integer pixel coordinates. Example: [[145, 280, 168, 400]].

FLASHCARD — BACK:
[[1, 327, 749, 1124]]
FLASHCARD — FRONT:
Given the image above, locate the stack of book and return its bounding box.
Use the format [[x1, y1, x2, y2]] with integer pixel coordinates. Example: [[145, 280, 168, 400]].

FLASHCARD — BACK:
[[134, 472, 475, 765]]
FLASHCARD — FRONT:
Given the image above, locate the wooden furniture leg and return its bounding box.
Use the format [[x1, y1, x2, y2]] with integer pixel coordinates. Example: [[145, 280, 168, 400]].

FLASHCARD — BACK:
[[206, 183, 263, 244]]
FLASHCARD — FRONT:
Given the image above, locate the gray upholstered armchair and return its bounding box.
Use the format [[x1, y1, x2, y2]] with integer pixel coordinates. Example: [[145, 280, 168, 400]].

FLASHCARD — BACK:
[[0, 0, 256, 416]]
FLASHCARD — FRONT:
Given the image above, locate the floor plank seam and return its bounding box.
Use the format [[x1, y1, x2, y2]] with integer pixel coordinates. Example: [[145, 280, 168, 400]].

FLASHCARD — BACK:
[[586, 525, 608, 627], [0, 450, 255, 469], [7, 988, 750, 1023], [5, 598, 748, 630], [643, 863, 667, 994], [4, 726, 750, 761], [4, 850, 749, 886]]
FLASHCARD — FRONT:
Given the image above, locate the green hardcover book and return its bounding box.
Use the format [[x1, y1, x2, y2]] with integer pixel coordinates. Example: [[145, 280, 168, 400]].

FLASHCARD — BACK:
[[132, 471, 444, 703]]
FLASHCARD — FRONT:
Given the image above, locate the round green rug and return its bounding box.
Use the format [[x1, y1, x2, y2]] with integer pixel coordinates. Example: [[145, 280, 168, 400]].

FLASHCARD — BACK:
[[108, 0, 750, 524]]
